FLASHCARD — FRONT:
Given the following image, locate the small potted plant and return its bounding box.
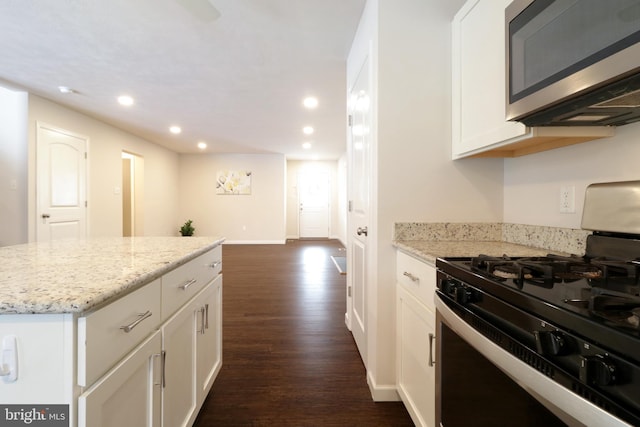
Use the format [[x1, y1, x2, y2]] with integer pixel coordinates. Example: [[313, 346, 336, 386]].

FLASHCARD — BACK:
[[179, 219, 195, 236]]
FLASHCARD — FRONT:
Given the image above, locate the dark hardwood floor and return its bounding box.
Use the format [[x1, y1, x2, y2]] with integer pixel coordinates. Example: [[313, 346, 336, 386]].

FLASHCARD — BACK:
[[193, 240, 413, 426]]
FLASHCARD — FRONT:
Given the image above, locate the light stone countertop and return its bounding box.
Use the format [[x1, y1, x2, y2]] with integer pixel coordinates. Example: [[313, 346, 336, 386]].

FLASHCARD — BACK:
[[0, 236, 224, 315], [394, 240, 567, 266]]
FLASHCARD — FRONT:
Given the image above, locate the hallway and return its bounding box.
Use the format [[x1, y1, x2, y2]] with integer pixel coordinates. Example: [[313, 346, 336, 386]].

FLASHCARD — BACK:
[[193, 240, 413, 426]]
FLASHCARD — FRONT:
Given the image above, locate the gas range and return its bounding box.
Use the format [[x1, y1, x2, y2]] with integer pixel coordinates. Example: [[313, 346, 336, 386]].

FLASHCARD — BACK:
[[438, 235, 640, 361], [435, 181, 640, 426]]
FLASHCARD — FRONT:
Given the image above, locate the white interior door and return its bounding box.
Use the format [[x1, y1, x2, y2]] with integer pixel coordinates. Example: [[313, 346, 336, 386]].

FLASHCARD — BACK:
[[37, 124, 87, 242], [347, 55, 371, 366], [298, 169, 330, 238]]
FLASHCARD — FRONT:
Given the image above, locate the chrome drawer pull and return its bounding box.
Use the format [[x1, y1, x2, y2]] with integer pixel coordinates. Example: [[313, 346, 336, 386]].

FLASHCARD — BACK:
[[403, 271, 420, 282], [209, 261, 221, 269], [179, 278, 197, 290], [120, 310, 152, 333]]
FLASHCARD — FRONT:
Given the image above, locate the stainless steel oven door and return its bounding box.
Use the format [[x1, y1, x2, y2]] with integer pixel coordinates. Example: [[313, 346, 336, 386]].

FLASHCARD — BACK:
[[435, 294, 632, 427]]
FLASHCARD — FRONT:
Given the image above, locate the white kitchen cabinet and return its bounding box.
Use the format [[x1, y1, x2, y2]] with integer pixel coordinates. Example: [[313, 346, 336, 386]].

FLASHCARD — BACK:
[[162, 274, 222, 427], [396, 251, 437, 427], [162, 294, 199, 427], [78, 279, 162, 387], [78, 331, 162, 427], [195, 274, 223, 406], [451, 0, 613, 159], [162, 245, 222, 322]]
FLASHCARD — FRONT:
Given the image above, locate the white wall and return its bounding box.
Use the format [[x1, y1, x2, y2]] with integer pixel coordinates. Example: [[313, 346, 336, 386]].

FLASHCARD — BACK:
[[348, 0, 503, 399], [285, 160, 343, 242], [504, 121, 640, 229], [0, 87, 28, 246], [337, 153, 348, 245], [27, 95, 181, 239], [178, 153, 286, 243]]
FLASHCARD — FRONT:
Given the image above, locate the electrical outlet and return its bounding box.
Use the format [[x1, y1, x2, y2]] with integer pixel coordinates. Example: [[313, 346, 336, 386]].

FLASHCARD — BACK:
[[560, 186, 575, 213]]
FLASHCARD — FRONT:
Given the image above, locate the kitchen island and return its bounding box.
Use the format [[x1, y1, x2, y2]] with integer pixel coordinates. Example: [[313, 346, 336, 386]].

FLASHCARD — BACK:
[[0, 236, 224, 427]]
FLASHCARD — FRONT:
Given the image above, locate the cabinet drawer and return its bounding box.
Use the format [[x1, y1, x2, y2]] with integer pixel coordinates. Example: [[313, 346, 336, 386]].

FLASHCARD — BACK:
[[396, 251, 436, 310], [161, 245, 222, 321], [78, 279, 161, 387]]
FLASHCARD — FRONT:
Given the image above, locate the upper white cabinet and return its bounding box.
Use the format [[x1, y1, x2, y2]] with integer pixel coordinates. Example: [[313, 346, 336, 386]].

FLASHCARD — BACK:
[[451, 0, 614, 159]]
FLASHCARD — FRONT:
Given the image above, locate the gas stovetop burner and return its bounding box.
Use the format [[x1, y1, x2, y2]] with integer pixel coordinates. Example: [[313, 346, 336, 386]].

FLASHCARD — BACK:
[[471, 254, 604, 287], [469, 253, 640, 291]]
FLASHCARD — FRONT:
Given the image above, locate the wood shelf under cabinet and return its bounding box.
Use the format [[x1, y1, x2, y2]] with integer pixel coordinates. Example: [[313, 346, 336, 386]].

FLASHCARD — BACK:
[[465, 126, 615, 158]]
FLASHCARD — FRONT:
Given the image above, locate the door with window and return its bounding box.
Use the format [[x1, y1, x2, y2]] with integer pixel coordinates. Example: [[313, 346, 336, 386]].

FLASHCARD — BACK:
[[36, 124, 88, 242], [298, 169, 330, 238]]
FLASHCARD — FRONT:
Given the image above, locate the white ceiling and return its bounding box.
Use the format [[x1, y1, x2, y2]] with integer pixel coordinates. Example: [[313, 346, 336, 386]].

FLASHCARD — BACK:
[[0, 0, 366, 160]]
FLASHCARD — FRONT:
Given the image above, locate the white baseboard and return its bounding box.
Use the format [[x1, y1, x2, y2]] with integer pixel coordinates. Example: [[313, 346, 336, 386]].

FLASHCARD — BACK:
[[367, 371, 401, 402], [222, 239, 286, 245]]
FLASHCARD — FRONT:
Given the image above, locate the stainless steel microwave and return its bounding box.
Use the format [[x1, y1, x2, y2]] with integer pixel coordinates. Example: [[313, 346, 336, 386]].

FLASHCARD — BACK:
[[505, 0, 640, 127]]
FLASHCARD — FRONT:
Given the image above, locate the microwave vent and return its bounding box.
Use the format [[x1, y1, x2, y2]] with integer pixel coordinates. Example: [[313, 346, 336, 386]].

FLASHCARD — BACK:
[[593, 88, 640, 108]]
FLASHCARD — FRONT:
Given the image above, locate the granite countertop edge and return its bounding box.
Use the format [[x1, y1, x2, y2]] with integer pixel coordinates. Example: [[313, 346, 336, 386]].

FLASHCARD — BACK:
[[0, 236, 225, 315]]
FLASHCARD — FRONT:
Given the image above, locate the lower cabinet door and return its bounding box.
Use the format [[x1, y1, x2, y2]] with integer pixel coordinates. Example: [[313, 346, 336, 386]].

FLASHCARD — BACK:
[[397, 286, 436, 427], [195, 275, 223, 404], [162, 298, 198, 427], [78, 331, 162, 427]]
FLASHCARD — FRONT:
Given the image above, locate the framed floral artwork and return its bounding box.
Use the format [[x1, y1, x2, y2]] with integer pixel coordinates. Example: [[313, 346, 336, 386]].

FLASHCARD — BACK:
[[216, 170, 252, 195]]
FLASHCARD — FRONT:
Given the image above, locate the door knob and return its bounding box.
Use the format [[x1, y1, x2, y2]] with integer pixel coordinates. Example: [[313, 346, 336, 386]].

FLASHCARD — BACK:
[[357, 226, 368, 236]]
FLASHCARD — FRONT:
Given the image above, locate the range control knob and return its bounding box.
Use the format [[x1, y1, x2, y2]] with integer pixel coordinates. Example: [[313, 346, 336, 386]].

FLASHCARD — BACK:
[[534, 330, 569, 356], [453, 285, 473, 304], [580, 355, 617, 386]]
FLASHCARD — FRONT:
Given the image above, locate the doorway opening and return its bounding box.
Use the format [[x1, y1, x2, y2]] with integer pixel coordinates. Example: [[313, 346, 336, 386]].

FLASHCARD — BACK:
[[298, 167, 330, 239], [122, 151, 144, 237]]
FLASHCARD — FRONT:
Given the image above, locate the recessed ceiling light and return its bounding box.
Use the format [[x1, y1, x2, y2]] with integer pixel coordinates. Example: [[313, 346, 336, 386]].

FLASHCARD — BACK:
[[169, 126, 182, 134], [303, 126, 314, 135], [58, 86, 76, 94], [197, 141, 207, 150], [302, 142, 312, 149], [303, 97, 318, 109], [117, 95, 134, 106]]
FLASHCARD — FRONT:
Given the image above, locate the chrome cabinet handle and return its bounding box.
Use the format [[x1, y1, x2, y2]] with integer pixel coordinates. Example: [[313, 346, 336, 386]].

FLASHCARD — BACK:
[[403, 271, 419, 282], [179, 278, 197, 290], [198, 307, 205, 334], [356, 226, 368, 236], [153, 352, 163, 386], [120, 310, 152, 333], [198, 304, 211, 335], [161, 350, 167, 388], [209, 261, 221, 269], [204, 303, 209, 330], [428, 333, 436, 367]]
